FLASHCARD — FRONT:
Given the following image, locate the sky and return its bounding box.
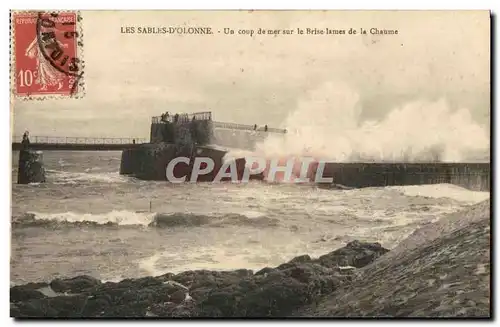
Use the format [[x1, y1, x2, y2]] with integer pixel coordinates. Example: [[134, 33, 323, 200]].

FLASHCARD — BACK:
[[11, 10, 490, 139]]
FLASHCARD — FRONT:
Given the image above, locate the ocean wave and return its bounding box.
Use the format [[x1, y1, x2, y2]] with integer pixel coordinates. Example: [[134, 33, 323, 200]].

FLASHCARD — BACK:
[[385, 183, 490, 204], [13, 211, 154, 228], [47, 170, 130, 185], [253, 82, 489, 162], [12, 210, 280, 229]]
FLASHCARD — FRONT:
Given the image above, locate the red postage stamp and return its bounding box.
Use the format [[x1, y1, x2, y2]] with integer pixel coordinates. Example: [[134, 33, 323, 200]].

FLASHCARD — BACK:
[[11, 11, 84, 98]]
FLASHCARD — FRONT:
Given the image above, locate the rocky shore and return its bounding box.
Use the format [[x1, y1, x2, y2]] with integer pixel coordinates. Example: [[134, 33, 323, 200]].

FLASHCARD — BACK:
[[11, 200, 490, 318]]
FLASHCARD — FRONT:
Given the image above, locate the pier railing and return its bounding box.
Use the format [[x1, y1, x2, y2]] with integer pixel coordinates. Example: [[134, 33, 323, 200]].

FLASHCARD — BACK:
[[152, 111, 212, 124], [12, 136, 148, 144], [212, 121, 287, 134], [151, 115, 287, 134]]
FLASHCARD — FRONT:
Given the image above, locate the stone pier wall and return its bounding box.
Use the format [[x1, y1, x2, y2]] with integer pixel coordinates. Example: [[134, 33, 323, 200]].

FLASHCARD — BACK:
[[150, 119, 281, 151], [120, 143, 184, 180], [321, 162, 490, 191], [119, 143, 260, 182], [150, 120, 213, 145], [17, 150, 46, 184], [121, 147, 490, 191]]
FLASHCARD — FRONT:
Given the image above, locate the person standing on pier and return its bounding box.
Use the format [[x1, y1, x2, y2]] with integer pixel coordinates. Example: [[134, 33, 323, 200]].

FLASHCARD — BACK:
[[160, 111, 170, 123], [21, 131, 30, 149]]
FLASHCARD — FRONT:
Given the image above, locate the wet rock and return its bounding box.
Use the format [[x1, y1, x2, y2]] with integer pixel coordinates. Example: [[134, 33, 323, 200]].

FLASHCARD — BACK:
[[170, 289, 187, 304], [157, 272, 175, 281], [122, 276, 164, 288], [148, 302, 179, 317], [238, 275, 312, 317], [11, 299, 57, 317], [317, 240, 389, 268], [10, 284, 46, 303], [195, 262, 344, 317], [50, 275, 101, 294], [99, 301, 151, 317], [10, 241, 388, 318], [254, 267, 274, 276], [237, 264, 345, 317], [80, 295, 112, 316], [149, 301, 198, 317], [289, 254, 312, 264], [172, 269, 253, 289], [11, 294, 88, 317], [10, 303, 22, 317], [91, 280, 180, 307], [195, 242, 385, 318]]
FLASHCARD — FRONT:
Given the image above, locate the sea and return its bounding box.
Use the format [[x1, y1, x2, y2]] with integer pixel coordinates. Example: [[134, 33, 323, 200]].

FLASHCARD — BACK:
[[10, 150, 490, 285]]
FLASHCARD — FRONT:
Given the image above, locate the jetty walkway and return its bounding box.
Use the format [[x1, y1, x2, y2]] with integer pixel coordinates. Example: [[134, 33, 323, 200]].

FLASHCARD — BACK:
[[11, 136, 148, 151]]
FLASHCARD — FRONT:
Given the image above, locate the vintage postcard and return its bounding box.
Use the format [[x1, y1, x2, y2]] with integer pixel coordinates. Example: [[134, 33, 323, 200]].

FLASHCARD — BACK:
[[10, 10, 491, 318]]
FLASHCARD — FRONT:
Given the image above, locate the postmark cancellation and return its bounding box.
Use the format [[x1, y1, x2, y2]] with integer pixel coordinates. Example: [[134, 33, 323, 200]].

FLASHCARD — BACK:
[[10, 10, 85, 99]]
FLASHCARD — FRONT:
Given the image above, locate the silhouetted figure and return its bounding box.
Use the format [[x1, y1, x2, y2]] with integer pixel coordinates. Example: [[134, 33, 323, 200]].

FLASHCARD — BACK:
[[160, 111, 170, 123], [21, 131, 30, 149], [174, 113, 179, 123], [132, 139, 136, 144], [253, 124, 257, 130], [264, 125, 268, 132]]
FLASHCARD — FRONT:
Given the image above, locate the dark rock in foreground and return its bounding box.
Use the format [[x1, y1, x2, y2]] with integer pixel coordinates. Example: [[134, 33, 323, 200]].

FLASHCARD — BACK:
[[10, 241, 388, 318], [10, 200, 490, 318]]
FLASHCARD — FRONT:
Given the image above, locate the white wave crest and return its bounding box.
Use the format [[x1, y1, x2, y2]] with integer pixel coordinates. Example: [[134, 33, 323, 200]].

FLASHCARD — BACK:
[[49, 170, 130, 184], [27, 210, 156, 226], [387, 183, 490, 204]]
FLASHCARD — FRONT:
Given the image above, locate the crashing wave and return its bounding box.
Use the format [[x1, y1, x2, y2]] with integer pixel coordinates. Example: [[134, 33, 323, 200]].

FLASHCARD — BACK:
[[12, 211, 280, 229]]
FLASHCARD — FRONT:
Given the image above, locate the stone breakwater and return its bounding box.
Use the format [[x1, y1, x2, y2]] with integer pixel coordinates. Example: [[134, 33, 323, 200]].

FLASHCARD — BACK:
[[10, 200, 490, 318]]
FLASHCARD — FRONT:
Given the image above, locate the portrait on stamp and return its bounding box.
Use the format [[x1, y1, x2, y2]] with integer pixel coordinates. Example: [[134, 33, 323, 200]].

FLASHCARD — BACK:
[[12, 11, 82, 98]]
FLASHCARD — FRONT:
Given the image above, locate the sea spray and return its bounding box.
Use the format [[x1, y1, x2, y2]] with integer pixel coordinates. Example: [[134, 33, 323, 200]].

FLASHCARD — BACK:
[[248, 82, 489, 162]]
